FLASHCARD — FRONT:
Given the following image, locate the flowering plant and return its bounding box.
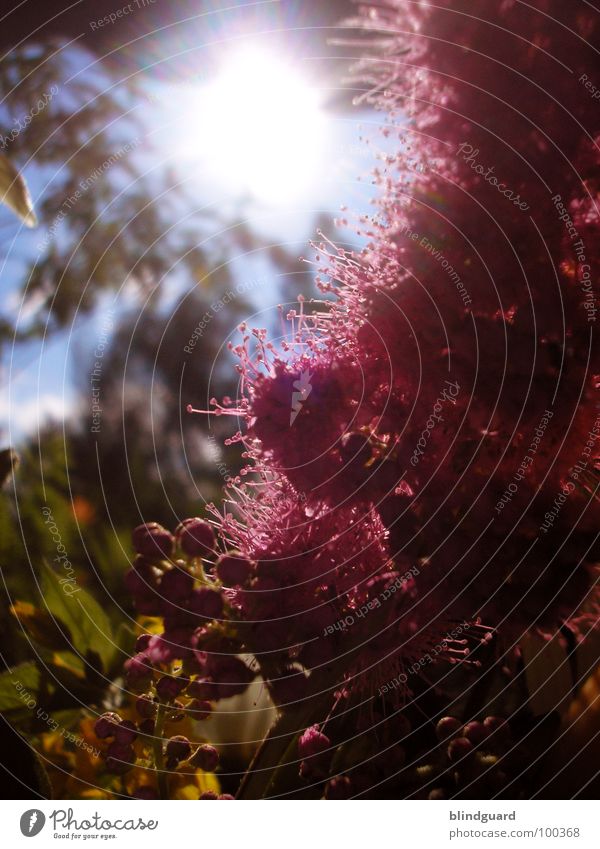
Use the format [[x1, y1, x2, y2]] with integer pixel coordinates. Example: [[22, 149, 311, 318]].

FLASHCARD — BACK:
[[6, 0, 597, 800], [89, 0, 600, 799]]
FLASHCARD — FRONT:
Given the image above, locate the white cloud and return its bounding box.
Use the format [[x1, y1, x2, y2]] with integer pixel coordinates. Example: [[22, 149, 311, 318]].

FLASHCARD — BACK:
[[1, 393, 72, 440]]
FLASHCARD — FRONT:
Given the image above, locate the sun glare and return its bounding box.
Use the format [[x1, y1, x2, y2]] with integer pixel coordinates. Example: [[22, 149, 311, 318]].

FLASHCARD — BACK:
[[182, 46, 325, 205]]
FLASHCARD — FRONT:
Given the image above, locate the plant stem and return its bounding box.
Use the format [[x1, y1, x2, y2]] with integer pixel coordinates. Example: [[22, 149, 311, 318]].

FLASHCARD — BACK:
[[236, 675, 336, 799], [152, 704, 169, 799], [238, 606, 402, 799]]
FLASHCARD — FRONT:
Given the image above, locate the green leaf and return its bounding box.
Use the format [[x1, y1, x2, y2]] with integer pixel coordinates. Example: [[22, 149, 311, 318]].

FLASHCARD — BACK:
[[50, 709, 83, 733], [114, 621, 135, 655], [40, 564, 116, 673], [11, 601, 74, 652], [0, 662, 40, 713]]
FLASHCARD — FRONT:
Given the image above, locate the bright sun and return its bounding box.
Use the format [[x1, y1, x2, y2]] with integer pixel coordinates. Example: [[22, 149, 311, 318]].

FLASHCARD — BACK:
[[183, 46, 325, 205]]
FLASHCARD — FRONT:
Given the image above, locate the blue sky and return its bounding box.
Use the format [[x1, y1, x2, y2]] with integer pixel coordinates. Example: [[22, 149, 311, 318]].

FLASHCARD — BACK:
[[0, 48, 385, 444]]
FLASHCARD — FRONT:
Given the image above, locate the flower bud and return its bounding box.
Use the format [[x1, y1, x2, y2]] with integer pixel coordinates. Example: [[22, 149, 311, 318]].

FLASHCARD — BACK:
[[156, 675, 187, 702], [483, 715, 510, 741], [187, 678, 218, 702], [429, 788, 447, 799], [165, 735, 192, 768], [167, 700, 186, 722], [188, 588, 224, 620], [187, 678, 216, 701], [160, 567, 194, 604], [176, 518, 215, 557], [463, 721, 487, 746], [208, 656, 254, 699], [325, 776, 352, 798], [189, 743, 219, 772], [132, 522, 175, 559], [138, 718, 155, 736], [435, 716, 462, 741], [216, 553, 253, 586], [105, 741, 135, 774], [114, 719, 138, 745], [136, 694, 157, 719], [135, 633, 152, 653], [124, 653, 154, 692], [146, 629, 193, 665], [95, 712, 122, 739], [188, 699, 212, 720], [447, 737, 474, 762], [125, 559, 162, 615], [298, 725, 330, 760]]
